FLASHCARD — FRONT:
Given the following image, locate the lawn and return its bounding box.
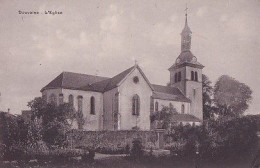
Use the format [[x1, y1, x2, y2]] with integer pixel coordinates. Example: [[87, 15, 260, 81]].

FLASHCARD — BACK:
[[1, 154, 258, 168]]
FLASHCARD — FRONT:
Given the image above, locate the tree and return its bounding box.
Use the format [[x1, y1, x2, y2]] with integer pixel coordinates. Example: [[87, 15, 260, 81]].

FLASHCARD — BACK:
[[27, 97, 80, 147], [202, 74, 214, 119], [213, 75, 252, 117], [151, 105, 178, 129]]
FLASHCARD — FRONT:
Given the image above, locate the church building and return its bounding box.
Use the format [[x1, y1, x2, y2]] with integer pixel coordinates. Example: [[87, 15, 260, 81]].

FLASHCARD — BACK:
[[41, 12, 204, 131]]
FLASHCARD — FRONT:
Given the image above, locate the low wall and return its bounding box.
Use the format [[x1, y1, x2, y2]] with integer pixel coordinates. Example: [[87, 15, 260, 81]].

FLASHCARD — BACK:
[[67, 130, 159, 152]]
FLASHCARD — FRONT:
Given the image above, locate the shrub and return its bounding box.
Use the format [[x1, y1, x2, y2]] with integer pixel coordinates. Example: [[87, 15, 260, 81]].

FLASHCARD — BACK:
[[130, 138, 144, 161], [125, 144, 130, 155], [68, 130, 158, 154], [165, 116, 258, 161], [82, 148, 95, 163]]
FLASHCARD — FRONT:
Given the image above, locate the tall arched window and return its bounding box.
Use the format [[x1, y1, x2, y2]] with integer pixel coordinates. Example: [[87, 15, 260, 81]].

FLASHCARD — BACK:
[[78, 96, 83, 113], [59, 94, 64, 105], [150, 96, 154, 113], [195, 72, 198, 81], [155, 101, 159, 111], [49, 94, 57, 105], [178, 71, 181, 81], [90, 96, 95, 115], [132, 94, 140, 116], [174, 73, 178, 83], [191, 71, 194, 81], [69, 94, 74, 106], [181, 104, 185, 114]]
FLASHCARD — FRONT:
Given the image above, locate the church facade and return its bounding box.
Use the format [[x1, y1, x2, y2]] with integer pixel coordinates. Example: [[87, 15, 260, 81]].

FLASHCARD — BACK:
[[41, 14, 204, 131]]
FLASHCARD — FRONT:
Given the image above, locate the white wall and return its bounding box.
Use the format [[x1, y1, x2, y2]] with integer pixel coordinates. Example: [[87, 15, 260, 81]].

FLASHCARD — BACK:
[[103, 87, 119, 130], [62, 89, 103, 130], [118, 68, 153, 130], [42, 88, 62, 104], [153, 99, 190, 114], [185, 67, 203, 120], [42, 88, 104, 131]]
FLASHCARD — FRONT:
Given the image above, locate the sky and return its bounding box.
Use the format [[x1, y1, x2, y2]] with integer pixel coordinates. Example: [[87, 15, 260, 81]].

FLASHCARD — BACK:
[[0, 0, 259, 115]]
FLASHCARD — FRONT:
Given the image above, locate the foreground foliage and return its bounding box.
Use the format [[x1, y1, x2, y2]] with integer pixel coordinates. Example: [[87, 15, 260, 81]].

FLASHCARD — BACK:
[[165, 115, 258, 161]]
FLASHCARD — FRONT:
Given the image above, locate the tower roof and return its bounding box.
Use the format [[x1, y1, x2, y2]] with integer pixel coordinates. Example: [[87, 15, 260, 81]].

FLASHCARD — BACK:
[[181, 9, 192, 35], [169, 6, 204, 70]]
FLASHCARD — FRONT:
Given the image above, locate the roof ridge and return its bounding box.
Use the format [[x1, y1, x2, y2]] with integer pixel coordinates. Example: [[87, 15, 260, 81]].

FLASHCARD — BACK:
[[63, 71, 110, 79], [103, 66, 135, 91]]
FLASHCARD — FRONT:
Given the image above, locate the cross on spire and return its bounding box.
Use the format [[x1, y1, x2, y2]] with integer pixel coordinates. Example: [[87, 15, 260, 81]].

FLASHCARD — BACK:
[[134, 59, 138, 66], [185, 4, 188, 25], [185, 4, 188, 16]]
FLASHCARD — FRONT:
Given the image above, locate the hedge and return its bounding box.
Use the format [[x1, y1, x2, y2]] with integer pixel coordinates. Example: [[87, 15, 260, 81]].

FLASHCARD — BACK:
[[67, 130, 158, 154]]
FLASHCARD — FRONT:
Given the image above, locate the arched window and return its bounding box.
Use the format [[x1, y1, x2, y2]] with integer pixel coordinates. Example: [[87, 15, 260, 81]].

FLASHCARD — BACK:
[[78, 96, 83, 113], [191, 71, 194, 81], [59, 94, 64, 105], [49, 94, 57, 105], [90, 96, 95, 115], [195, 72, 198, 81], [132, 94, 140, 116], [174, 73, 178, 83], [155, 101, 159, 111], [193, 88, 196, 97], [178, 71, 181, 81], [69, 94, 74, 106], [150, 96, 154, 113], [181, 104, 185, 114]]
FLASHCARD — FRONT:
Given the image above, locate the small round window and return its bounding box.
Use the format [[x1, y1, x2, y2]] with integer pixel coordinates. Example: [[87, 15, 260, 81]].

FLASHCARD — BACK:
[[133, 76, 139, 83]]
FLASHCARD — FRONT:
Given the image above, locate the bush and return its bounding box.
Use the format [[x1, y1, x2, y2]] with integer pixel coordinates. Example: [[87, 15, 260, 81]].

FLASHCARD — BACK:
[[130, 138, 144, 161], [165, 116, 258, 161], [69, 130, 158, 154], [82, 148, 95, 163], [125, 144, 130, 155]]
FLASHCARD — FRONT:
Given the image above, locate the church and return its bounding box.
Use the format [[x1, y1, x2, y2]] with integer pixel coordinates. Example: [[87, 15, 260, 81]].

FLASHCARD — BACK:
[[40, 12, 204, 131]]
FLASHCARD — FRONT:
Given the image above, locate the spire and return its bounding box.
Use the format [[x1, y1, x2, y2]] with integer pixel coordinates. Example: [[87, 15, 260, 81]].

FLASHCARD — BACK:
[[181, 4, 192, 52], [185, 4, 188, 27]]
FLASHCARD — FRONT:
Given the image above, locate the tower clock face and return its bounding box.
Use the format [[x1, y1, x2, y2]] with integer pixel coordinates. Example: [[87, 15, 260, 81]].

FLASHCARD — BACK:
[[192, 57, 197, 62]]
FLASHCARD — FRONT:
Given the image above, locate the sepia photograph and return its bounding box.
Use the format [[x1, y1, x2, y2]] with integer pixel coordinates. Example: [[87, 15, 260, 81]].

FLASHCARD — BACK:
[[0, 0, 259, 167]]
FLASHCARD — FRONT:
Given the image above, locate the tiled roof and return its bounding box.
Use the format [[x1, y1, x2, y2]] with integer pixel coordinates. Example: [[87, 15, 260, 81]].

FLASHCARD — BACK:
[[152, 84, 190, 102], [103, 66, 135, 91], [41, 72, 109, 92], [172, 114, 201, 122], [169, 51, 204, 70], [80, 66, 135, 92]]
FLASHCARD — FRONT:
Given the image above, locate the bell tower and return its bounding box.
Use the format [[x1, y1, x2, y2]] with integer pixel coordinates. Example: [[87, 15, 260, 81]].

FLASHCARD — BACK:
[[168, 7, 204, 120]]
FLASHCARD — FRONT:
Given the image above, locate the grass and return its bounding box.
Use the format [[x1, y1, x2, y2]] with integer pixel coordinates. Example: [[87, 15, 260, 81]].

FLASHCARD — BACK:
[[1, 138, 259, 168], [1, 154, 258, 168]]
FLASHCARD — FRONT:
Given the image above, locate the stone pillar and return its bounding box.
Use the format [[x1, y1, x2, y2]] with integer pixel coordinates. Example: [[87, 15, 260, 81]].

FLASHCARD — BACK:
[[155, 129, 165, 149]]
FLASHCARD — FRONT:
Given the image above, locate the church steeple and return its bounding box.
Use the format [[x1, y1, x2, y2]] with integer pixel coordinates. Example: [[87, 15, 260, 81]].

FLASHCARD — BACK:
[[181, 6, 192, 52], [168, 6, 204, 120]]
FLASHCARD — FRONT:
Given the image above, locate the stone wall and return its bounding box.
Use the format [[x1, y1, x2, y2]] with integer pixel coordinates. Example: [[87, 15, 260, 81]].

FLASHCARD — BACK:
[[67, 130, 159, 151]]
